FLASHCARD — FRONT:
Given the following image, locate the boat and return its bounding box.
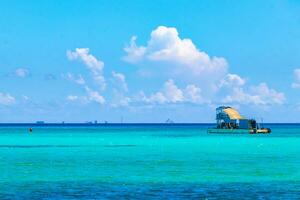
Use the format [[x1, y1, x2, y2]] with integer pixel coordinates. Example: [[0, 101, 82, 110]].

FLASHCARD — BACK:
[[207, 106, 271, 134]]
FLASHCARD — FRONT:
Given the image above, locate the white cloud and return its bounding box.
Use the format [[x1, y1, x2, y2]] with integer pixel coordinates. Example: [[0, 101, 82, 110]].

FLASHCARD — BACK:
[[223, 83, 285, 105], [122, 26, 286, 108], [140, 79, 203, 104], [14, 68, 29, 78], [0, 93, 16, 106], [111, 94, 131, 108], [67, 87, 105, 105], [219, 73, 245, 88], [123, 26, 228, 78], [65, 49, 106, 105], [66, 95, 89, 104], [144, 79, 184, 104], [291, 68, 300, 88], [184, 84, 203, 103], [217, 73, 284, 106], [146, 92, 168, 104], [118, 97, 131, 107], [67, 48, 106, 90], [67, 48, 103, 71], [223, 88, 264, 105], [110, 71, 131, 107], [67, 95, 79, 101], [112, 71, 128, 92], [85, 86, 105, 104], [62, 27, 285, 111], [123, 36, 146, 63], [162, 79, 184, 103], [65, 73, 85, 85], [251, 83, 285, 105]]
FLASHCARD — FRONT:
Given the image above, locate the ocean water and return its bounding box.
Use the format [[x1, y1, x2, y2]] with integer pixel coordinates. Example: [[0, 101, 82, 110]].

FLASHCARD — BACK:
[[0, 124, 300, 199]]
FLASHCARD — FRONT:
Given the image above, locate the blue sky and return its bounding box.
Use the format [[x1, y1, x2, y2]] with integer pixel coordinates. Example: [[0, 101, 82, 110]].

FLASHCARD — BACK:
[[0, 0, 300, 123]]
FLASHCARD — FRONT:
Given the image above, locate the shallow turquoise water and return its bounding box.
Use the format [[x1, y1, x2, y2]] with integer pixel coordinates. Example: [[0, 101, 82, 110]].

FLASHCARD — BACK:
[[0, 124, 300, 199]]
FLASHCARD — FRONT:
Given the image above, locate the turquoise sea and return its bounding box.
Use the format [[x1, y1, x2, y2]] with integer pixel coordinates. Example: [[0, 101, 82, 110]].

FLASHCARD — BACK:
[[0, 124, 300, 199]]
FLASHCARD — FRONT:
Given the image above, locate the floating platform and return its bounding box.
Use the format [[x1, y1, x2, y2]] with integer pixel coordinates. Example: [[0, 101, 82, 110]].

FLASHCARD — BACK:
[[207, 128, 271, 134], [207, 128, 250, 134], [208, 106, 271, 134]]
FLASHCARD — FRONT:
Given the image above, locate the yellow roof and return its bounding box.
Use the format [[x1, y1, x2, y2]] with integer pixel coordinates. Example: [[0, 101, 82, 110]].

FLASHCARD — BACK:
[[223, 108, 243, 120]]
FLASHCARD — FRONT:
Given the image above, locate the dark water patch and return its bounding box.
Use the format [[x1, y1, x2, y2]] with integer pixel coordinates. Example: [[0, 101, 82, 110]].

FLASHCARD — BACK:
[[1, 181, 300, 199]]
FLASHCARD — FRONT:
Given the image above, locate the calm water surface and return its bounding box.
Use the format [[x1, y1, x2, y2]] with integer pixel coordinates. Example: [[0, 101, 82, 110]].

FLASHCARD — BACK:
[[0, 124, 299, 199]]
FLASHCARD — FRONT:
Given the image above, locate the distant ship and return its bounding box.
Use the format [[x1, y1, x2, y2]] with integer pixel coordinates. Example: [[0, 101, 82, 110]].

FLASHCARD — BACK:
[[207, 106, 271, 134], [165, 118, 174, 124]]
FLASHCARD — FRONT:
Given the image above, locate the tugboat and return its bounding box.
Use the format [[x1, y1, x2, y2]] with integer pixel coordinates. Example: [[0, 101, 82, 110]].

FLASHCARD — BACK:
[[207, 106, 271, 134]]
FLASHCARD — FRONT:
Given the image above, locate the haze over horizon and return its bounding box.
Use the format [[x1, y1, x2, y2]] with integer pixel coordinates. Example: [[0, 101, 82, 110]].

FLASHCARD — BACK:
[[1, 0, 300, 123]]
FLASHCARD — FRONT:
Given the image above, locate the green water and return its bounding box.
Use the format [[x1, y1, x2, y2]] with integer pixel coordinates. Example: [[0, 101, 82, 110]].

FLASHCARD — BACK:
[[0, 125, 299, 198]]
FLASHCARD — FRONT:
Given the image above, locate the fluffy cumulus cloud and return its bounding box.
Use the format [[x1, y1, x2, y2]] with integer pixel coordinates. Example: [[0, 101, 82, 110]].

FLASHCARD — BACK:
[[219, 73, 246, 88], [67, 48, 106, 90], [63, 26, 285, 110], [152, 79, 184, 104], [140, 79, 203, 104], [67, 87, 105, 105], [0, 93, 16, 106], [216, 72, 285, 106], [112, 71, 128, 92], [64, 73, 85, 85], [123, 36, 146, 63], [185, 85, 203, 103], [123, 26, 228, 79], [291, 68, 300, 88], [110, 93, 131, 108], [110, 71, 131, 107], [223, 83, 285, 105], [122, 26, 286, 108], [14, 68, 29, 78], [85, 86, 105, 104]]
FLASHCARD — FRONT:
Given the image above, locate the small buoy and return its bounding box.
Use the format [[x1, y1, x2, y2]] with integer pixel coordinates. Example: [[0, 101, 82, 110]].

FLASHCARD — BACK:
[[29, 128, 33, 133]]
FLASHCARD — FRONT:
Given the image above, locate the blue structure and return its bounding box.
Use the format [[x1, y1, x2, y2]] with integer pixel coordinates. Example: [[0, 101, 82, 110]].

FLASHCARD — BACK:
[[210, 106, 271, 134]]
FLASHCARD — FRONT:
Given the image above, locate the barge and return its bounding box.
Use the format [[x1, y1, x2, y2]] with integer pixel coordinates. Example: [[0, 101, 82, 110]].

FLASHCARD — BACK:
[[207, 106, 271, 134]]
